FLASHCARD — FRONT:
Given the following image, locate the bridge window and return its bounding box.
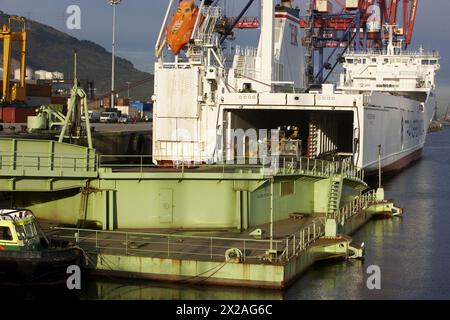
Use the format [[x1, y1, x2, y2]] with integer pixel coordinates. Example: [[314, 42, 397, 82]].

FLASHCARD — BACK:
[[0, 227, 13, 241], [422, 60, 430, 65], [430, 60, 438, 65]]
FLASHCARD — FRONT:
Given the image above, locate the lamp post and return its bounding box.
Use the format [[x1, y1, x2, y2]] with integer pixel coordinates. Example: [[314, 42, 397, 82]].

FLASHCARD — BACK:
[[109, 0, 121, 110], [126, 81, 131, 99]]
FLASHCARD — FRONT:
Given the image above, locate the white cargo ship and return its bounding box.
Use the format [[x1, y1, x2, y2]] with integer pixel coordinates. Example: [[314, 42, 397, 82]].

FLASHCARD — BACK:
[[152, 0, 440, 174]]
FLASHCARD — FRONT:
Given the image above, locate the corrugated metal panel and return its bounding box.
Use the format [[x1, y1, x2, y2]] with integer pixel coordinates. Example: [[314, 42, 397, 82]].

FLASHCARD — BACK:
[[155, 68, 200, 118]]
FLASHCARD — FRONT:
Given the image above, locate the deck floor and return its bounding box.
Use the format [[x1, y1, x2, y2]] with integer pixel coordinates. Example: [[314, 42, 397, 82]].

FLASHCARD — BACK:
[[42, 215, 329, 265]]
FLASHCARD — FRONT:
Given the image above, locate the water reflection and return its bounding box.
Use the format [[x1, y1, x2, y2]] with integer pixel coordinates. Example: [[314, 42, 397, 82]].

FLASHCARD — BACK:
[[82, 278, 282, 300]]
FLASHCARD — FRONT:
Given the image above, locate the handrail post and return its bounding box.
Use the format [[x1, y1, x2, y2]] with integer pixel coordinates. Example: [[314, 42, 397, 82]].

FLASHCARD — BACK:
[[275, 241, 278, 260], [302, 229, 305, 250], [307, 226, 310, 244], [210, 237, 213, 259], [286, 238, 289, 260], [167, 235, 170, 258], [293, 234, 296, 256]]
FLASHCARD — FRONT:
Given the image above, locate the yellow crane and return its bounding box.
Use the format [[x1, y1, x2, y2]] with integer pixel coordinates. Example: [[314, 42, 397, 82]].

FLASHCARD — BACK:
[[0, 16, 27, 103]]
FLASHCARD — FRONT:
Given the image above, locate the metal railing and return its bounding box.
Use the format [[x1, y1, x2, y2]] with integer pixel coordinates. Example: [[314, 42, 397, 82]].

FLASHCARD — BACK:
[[0, 151, 98, 175], [0, 149, 365, 183], [52, 218, 327, 264], [334, 189, 378, 225], [99, 154, 365, 182], [346, 49, 440, 58], [279, 218, 326, 261]]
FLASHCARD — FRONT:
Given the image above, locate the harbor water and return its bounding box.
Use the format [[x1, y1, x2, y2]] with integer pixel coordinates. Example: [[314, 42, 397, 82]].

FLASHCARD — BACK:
[[78, 127, 450, 300]]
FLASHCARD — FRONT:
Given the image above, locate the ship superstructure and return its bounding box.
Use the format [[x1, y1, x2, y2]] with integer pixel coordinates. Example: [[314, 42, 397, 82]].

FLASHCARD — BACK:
[[152, 0, 440, 173]]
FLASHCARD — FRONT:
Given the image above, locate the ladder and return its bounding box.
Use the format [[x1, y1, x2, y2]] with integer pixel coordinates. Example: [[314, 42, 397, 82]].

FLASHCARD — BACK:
[[308, 122, 318, 159], [327, 175, 343, 218]]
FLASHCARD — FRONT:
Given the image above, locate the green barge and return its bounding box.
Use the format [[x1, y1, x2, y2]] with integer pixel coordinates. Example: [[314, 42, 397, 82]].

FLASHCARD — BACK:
[[0, 138, 401, 289]]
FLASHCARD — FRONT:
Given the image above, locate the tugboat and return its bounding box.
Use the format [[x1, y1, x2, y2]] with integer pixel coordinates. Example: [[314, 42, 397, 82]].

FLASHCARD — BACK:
[[0, 209, 82, 286]]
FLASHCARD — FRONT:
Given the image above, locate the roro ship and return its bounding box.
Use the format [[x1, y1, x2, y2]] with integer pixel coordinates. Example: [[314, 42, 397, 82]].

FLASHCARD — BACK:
[[152, 0, 440, 174]]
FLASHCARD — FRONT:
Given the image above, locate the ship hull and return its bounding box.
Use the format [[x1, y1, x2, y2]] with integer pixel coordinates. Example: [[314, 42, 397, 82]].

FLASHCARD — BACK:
[[365, 148, 423, 175], [0, 245, 82, 286], [360, 91, 435, 173]]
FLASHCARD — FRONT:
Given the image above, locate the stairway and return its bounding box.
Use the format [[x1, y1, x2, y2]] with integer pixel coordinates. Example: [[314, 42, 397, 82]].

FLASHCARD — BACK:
[[327, 175, 343, 218]]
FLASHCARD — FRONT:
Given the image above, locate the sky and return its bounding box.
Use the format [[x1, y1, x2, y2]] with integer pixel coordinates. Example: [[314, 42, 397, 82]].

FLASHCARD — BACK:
[[1, 0, 449, 113]]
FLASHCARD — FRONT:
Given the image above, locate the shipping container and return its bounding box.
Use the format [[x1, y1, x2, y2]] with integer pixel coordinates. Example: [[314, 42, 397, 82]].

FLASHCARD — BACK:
[[0, 107, 36, 123], [315, 0, 332, 12], [14, 67, 34, 81], [116, 106, 139, 118], [52, 72, 65, 80], [26, 84, 52, 97], [27, 96, 52, 107], [130, 101, 153, 113], [51, 96, 69, 105], [346, 0, 358, 9], [116, 98, 130, 106]]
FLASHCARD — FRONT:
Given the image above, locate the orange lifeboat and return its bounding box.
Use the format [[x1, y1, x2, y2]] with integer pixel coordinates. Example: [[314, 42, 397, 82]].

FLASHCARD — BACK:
[[166, 0, 201, 55]]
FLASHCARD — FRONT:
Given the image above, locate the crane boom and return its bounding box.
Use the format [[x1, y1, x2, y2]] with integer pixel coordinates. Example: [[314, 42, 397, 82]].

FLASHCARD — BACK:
[[388, 0, 400, 24], [405, 0, 418, 47], [0, 16, 27, 103]]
